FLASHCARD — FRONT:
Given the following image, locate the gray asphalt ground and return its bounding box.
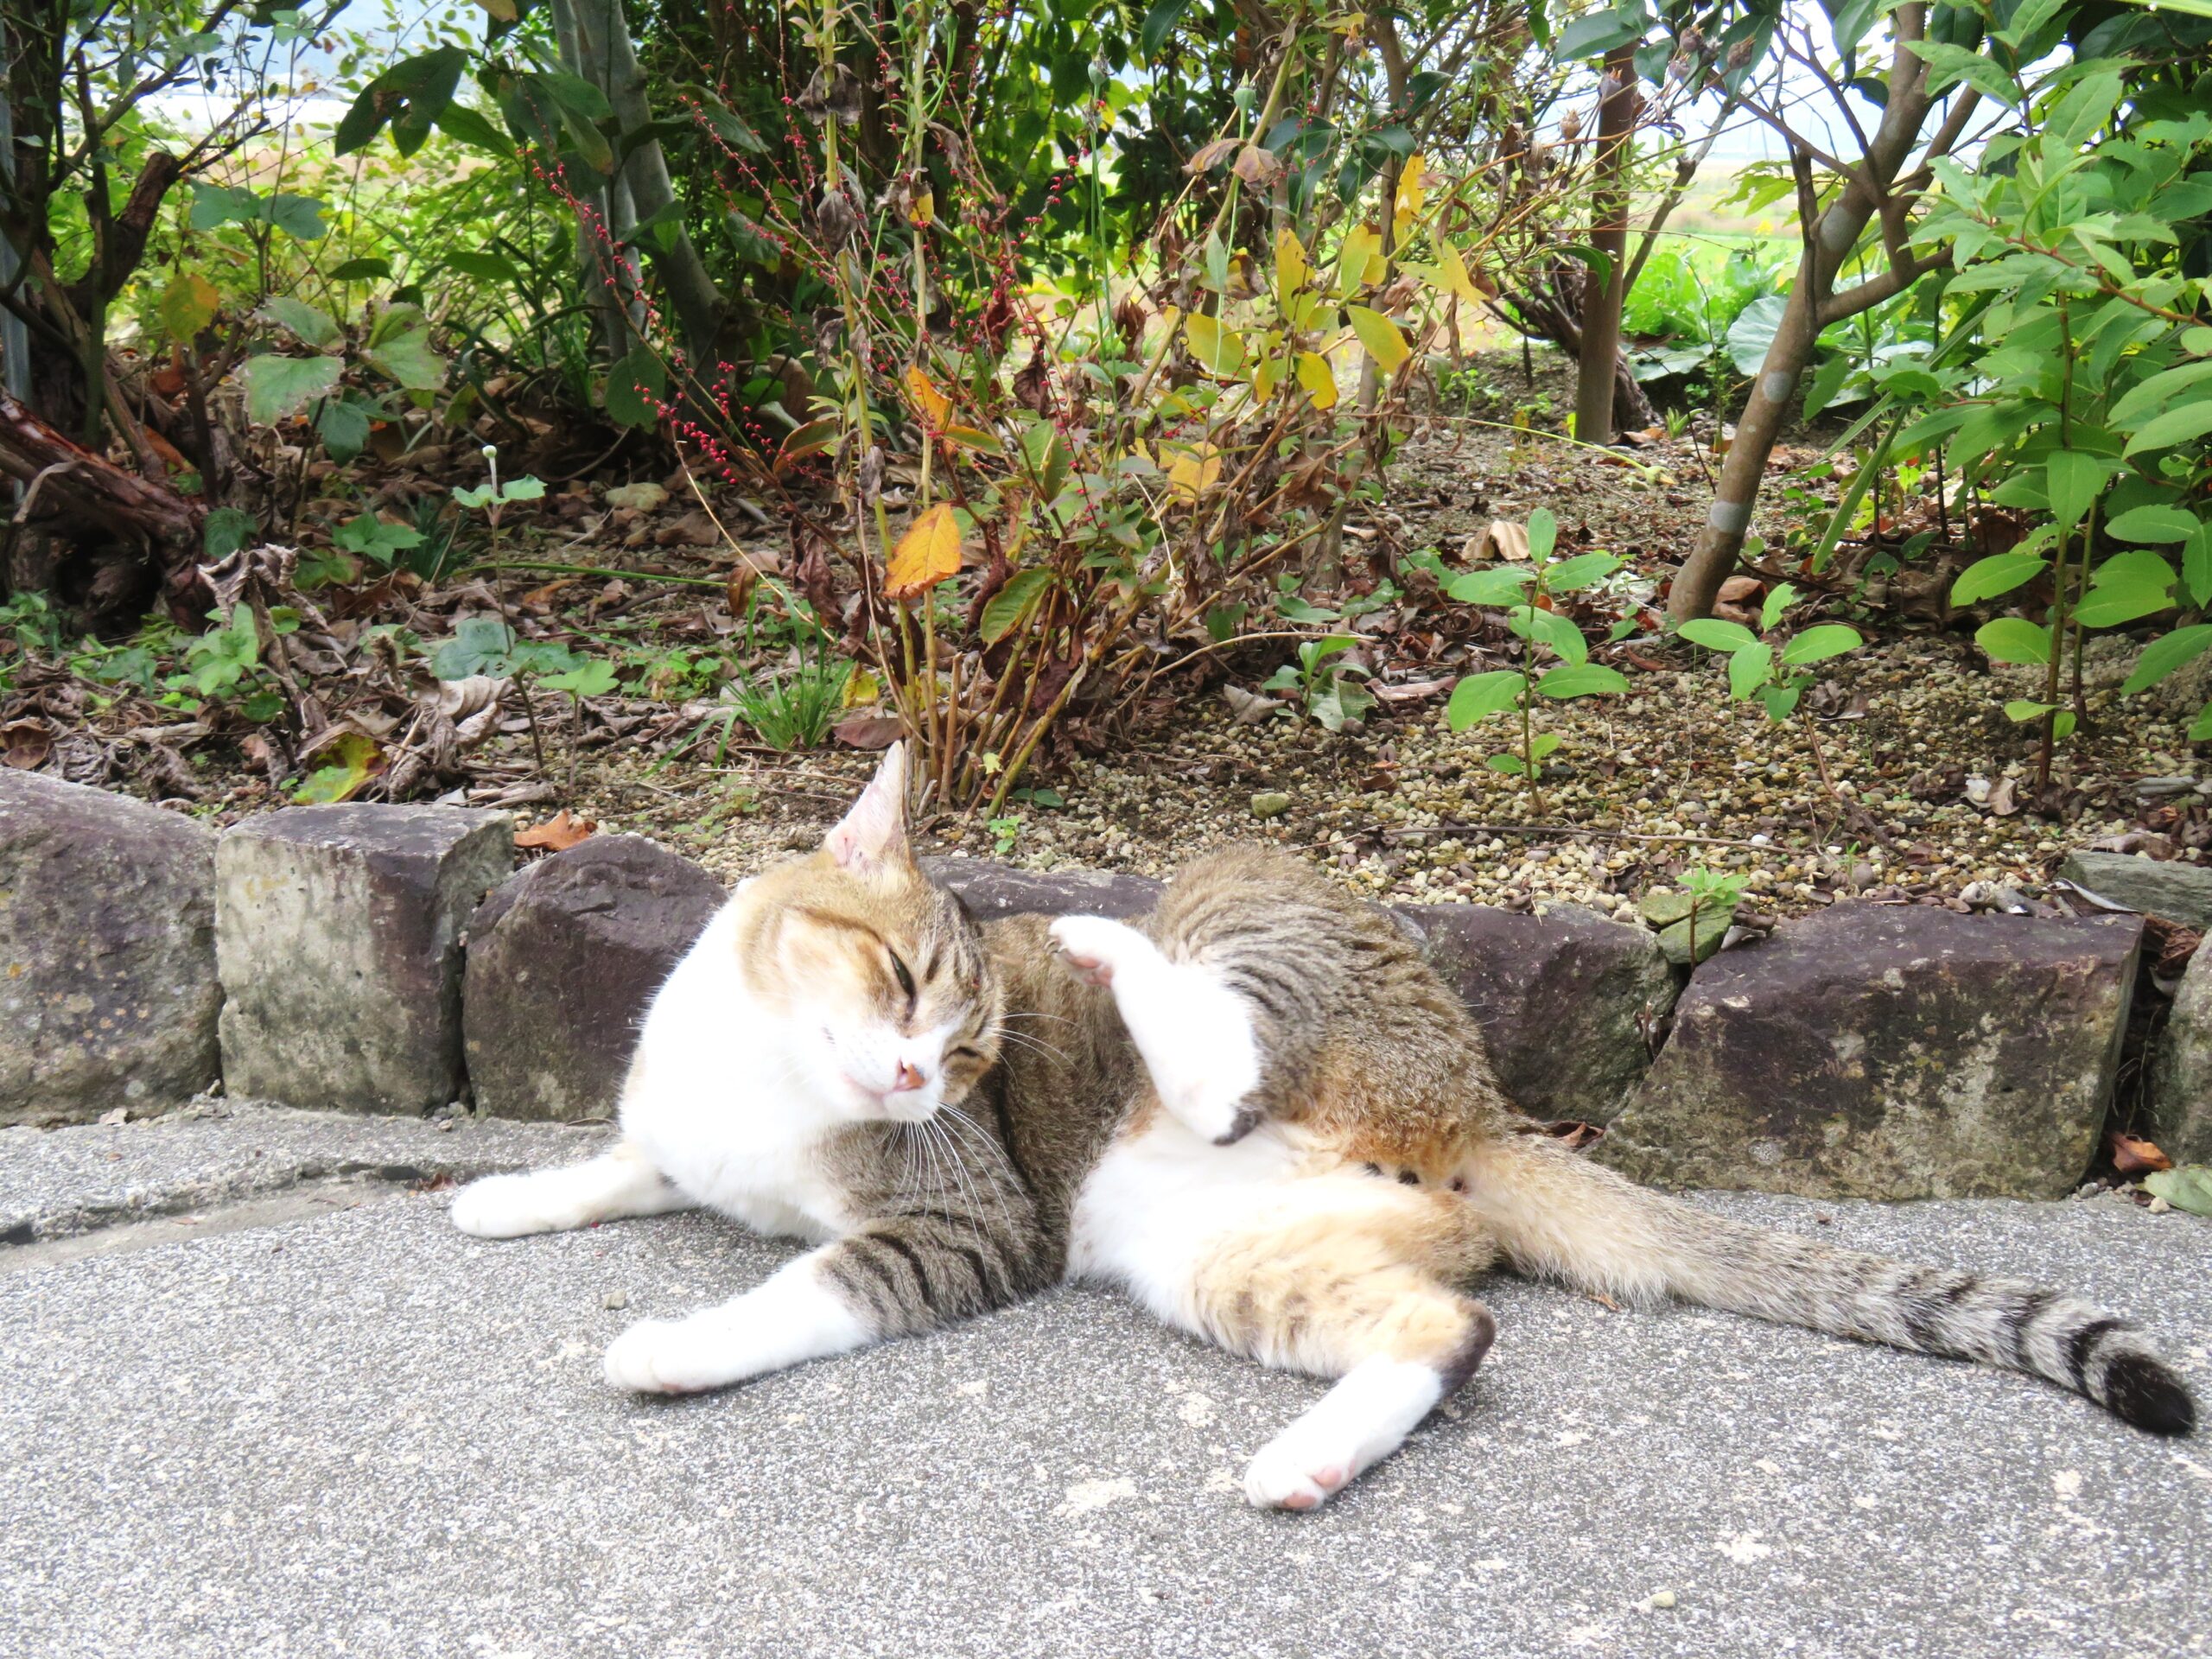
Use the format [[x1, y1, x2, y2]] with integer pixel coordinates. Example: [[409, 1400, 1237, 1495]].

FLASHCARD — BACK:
[[2, 1105, 2208, 1659]]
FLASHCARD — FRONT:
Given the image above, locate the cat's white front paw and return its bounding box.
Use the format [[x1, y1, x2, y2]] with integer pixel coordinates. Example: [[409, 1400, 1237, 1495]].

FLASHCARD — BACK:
[[1243, 1421, 1357, 1511], [451, 1173, 561, 1238], [603, 1316, 730, 1394]]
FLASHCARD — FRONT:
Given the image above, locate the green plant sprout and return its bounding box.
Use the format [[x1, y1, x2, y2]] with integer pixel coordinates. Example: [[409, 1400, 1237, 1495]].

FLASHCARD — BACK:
[[1263, 636, 1376, 732], [1678, 580, 1864, 794], [1428, 507, 1628, 815]]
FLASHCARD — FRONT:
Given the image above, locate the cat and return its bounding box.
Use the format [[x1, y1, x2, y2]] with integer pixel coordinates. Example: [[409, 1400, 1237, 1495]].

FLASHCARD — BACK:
[[452, 743, 2196, 1509]]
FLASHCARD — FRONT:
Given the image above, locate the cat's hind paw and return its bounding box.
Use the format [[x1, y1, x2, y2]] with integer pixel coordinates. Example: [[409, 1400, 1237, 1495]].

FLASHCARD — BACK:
[[1243, 1422, 1357, 1511], [451, 1173, 563, 1239], [1048, 913, 1149, 988]]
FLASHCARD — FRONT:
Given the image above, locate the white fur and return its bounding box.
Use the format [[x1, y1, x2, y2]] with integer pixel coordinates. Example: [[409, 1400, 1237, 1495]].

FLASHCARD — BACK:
[[451, 1142, 687, 1238], [1048, 914, 1260, 1142], [602, 1252, 870, 1393], [1242, 1357, 1447, 1509]]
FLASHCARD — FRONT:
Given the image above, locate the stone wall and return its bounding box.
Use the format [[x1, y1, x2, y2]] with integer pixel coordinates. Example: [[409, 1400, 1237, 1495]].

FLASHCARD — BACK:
[[6, 779, 2202, 1201]]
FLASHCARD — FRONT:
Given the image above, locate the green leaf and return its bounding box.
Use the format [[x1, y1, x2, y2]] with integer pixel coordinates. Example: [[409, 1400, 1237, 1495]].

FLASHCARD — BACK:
[[1518, 605, 1588, 665], [2125, 399, 2212, 458], [1680, 618, 1758, 652], [362, 324, 444, 392], [1484, 753, 1531, 777], [435, 104, 513, 156], [264, 194, 328, 241], [1760, 683, 1802, 721], [326, 257, 392, 283], [1556, 5, 1648, 58], [293, 731, 383, 804], [202, 507, 257, 561], [317, 397, 372, 461], [2046, 449, 2108, 531], [188, 183, 258, 230], [2121, 626, 2212, 696], [2108, 359, 2212, 429], [1346, 306, 1409, 374], [543, 658, 619, 697], [160, 272, 221, 342], [2187, 525, 2212, 608], [1544, 551, 1616, 592], [2106, 505, 2202, 544], [1443, 567, 1533, 606], [2005, 698, 2056, 723], [1526, 507, 1559, 563], [2075, 582, 2174, 628], [605, 346, 667, 429], [1184, 313, 1247, 377], [1535, 663, 1629, 698], [1760, 581, 1798, 632], [430, 617, 518, 679], [334, 47, 467, 156], [244, 353, 342, 424], [1727, 642, 1773, 700], [258, 296, 343, 352], [1951, 552, 2047, 604], [1140, 0, 1194, 57], [1904, 40, 2022, 106], [2142, 1166, 2212, 1217], [1781, 624, 1863, 666], [981, 569, 1053, 644], [1976, 617, 2052, 665], [1726, 295, 1789, 376], [1445, 670, 1528, 728]]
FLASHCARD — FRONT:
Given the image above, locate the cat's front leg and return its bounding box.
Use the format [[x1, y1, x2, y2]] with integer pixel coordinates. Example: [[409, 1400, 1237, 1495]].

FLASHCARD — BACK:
[[603, 1249, 872, 1394], [452, 1141, 690, 1238]]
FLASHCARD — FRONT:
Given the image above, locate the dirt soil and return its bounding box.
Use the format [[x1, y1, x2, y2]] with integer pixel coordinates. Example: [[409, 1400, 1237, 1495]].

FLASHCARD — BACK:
[[20, 349, 2209, 918]]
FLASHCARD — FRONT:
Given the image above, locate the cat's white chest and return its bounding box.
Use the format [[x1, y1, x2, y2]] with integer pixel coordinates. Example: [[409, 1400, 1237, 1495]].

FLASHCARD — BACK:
[[618, 904, 850, 1243]]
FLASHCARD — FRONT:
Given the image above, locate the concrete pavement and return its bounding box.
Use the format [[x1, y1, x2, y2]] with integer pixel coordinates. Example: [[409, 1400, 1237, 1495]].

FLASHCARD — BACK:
[[2, 1104, 2207, 1658]]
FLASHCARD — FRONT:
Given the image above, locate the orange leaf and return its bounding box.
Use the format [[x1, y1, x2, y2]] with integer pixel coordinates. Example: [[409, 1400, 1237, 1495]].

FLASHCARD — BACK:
[[904, 365, 950, 431], [2108, 1130, 2172, 1176], [515, 809, 596, 853], [886, 503, 963, 600]]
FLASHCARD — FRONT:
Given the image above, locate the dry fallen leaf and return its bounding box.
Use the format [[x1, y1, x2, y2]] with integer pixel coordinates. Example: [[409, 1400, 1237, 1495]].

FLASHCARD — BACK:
[[2, 718, 52, 769], [1717, 575, 1764, 603], [833, 713, 905, 750], [1487, 518, 1531, 562], [903, 365, 950, 431], [885, 503, 963, 600], [515, 809, 595, 852], [2108, 1131, 2172, 1176]]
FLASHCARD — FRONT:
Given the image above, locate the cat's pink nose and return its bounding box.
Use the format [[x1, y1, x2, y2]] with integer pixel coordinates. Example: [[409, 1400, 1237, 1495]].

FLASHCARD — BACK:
[[893, 1061, 925, 1094]]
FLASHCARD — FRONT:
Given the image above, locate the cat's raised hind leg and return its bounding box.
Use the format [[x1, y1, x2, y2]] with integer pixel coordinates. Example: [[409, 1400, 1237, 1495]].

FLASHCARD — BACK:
[[451, 1141, 691, 1238], [1048, 912, 1261, 1143]]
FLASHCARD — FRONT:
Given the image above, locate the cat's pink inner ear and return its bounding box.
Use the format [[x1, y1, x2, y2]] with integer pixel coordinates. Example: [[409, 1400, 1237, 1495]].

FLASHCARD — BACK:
[[824, 741, 910, 871]]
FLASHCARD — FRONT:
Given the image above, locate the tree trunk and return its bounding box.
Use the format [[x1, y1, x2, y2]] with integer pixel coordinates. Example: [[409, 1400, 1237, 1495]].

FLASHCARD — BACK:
[[1668, 7, 1943, 622], [569, 0, 725, 370], [1572, 44, 1638, 447]]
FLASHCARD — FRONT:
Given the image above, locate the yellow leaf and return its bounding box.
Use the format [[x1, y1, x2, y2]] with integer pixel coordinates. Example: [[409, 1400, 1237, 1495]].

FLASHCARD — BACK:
[[1274, 228, 1310, 312], [1252, 353, 1281, 403], [904, 365, 950, 430], [909, 190, 934, 227], [1164, 442, 1223, 502], [1295, 350, 1338, 410], [1338, 225, 1385, 296], [1184, 312, 1248, 378], [1435, 241, 1482, 306], [886, 503, 963, 600], [1394, 153, 1427, 226], [842, 668, 882, 707], [1346, 305, 1409, 375]]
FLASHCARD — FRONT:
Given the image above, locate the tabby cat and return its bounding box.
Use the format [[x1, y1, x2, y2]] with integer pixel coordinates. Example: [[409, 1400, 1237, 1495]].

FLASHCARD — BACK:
[[453, 745, 2195, 1509]]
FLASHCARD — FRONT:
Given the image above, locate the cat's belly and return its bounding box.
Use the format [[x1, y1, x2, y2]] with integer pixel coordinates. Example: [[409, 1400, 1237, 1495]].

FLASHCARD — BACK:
[[1069, 1113, 1326, 1321]]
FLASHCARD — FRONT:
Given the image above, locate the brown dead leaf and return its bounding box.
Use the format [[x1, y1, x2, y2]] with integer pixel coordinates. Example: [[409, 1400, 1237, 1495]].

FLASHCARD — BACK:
[[833, 713, 905, 749], [1, 718, 51, 769], [656, 510, 721, 548], [515, 809, 595, 852], [2108, 1130, 2172, 1176], [1716, 575, 1764, 603], [1985, 776, 2020, 817], [885, 503, 963, 601], [1487, 518, 1531, 562]]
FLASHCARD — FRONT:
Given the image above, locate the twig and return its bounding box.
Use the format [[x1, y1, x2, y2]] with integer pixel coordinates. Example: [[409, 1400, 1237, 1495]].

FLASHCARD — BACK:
[[1384, 822, 1767, 850]]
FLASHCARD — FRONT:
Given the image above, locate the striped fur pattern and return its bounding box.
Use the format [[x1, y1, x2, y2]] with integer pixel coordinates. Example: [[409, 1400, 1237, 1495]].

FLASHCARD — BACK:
[[452, 747, 2193, 1510]]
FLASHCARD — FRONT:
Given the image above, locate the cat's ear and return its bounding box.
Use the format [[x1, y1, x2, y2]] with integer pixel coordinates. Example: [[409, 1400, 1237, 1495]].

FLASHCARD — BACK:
[[824, 741, 911, 873]]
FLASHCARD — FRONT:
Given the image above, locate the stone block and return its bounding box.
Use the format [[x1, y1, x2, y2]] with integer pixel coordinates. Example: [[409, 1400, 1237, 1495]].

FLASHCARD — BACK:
[[2149, 945, 2212, 1166], [922, 858, 1163, 924], [1599, 903, 2143, 1200], [2058, 850, 2212, 929], [216, 805, 511, 1113], [463, 837, 724, 1122], [1398, 901, 1675, 1123], [0, 773, 219, 1122]]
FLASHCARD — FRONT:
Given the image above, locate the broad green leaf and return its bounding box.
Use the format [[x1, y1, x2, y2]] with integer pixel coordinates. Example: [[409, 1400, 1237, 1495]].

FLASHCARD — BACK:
[[1526, 506, 1558, 563], [2120, 625, 2212, 696], [161, 272, 221, 342], [2046, 449, 2108, 530], [1443, 567, 1533, 606], [1140, 0, 1194, 58], [435, 104, 513, 156], [605, 346, 666, 429], [2142, 1166, 2212, 1217], [430, 617, 518, 679], [543, 658, 619, 697], [1346, 305, 1409, 374], [2106, 505, 2202, 544], [259, 296, 342, 351], [2075, 583, 2174, 628], [317, 398, 372, 461], [1680, 618, 1758, 652], [1535, 664, 1629, 698], [362, 325, 443, 391], [1904, 40, 2022, 106], [1517, 604, 1588, 665], [1760, 581, 1799, 632], [2109, 359, 2212, 429], [264, 194, 329, 241], [980, 570, 1052, 645], [326, 257, 391, 282], [1445, 670, 1527, 728], [1781, 624, 1863, 666], [293, 731, 383, 804], [1543, 552, 1618, 593], [1727, 642, 1773, 700], [1976, 617, 2052, 665], [1951, 553, 2047, 604], [2187, 525, 2212, 607], [2124, 399, 2212, 457], [2005, 698, 2057, 722], [244, 353, 342, 424]]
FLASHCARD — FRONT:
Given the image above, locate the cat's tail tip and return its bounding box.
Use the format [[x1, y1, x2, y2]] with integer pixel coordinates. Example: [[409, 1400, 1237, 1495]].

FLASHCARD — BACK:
[[2103, 1349, 2197, 1436]]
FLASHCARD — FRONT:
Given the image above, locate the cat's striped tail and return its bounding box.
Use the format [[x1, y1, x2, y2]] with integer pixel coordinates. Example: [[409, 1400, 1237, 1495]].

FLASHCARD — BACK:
[[1459, 1130, 2197, 1436]]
